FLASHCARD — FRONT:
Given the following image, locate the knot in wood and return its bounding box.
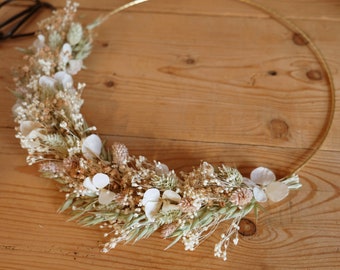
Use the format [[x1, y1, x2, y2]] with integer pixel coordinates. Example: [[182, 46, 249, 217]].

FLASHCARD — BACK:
[[306, 70, 323, 81], [104, 80, 115, 88], [182, 55, 197, 65], [238, 218, 256, 236], [268, 70, 278, 76], [269, 119, 289, 139], [102, 42, 109, 47], [292, 33, 309, 46]]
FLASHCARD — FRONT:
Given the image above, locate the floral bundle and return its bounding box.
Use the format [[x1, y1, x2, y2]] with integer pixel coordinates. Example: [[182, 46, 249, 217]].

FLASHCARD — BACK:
[[12, 1, 301, 260]]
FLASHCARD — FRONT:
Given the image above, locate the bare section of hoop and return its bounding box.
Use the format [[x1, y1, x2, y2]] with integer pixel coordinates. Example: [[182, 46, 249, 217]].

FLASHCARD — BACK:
[[237, 0, 335, 177]]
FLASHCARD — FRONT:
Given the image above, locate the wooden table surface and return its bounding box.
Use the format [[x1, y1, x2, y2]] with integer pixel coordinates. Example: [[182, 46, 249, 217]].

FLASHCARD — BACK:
[[0, 0, 339, 269]]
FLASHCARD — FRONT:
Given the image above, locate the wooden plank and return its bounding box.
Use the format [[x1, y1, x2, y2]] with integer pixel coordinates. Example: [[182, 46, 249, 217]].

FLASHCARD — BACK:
[[0, 0, 339, 269], [0, 128, 339, 269], [1, 8, 339, 150], [6, 0, 340, 20]]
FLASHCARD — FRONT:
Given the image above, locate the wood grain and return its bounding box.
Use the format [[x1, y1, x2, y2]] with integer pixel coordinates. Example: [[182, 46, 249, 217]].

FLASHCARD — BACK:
[[0, 0, 339, 269]]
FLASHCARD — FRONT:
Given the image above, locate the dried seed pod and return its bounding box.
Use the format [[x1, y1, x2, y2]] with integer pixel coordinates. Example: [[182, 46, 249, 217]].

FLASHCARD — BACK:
[[112, 142, 129, 165]]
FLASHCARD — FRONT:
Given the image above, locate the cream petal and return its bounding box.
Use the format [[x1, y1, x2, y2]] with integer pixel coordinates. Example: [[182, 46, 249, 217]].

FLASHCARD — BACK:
[[242, 177, 256, 188], [266, 182, 289, 202], [54, 71, 73, 89], [162, 190, 181, 203], [250, 167, 276, 186], [39, 75, 56, 88], [92, 173, 110, 189], [142, 188, 160, 206], [145, 201, 162, 222], [62, 43, 72, 54], [60, 43, 72, 64], [23, 139, 40, 149], [37, 34, 45, 42], [83, 177, 97, 192], [67, 59, 83, 75], [253, 186, 267, 202], [81, 134, 102, 159], [12, 102, 21, 117], [20, 121, 41, 136], [202, 161, 215, 176], [155, 162, 169, 176], [98, 189, 116, 205], [27, 129, 43, 139], [84, 191, 96, 197]]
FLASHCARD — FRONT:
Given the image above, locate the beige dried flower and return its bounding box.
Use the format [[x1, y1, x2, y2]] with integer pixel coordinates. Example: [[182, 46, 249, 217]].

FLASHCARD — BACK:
[[39, 161, 63, 175], [112, 142, 129, 165], [63, 156, 81, 178], [161, 223, 178, 238], [179, 197, 197, 213], [229, 188, 253, 207]]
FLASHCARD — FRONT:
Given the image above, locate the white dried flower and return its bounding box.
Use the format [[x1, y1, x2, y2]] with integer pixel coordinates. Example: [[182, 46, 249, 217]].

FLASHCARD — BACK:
[[81, 134, 102, 159], [59, 43, 72, 68], [142, 188, 181, 222], [39, 75, 56, 88], [54, 71, 73, 89], [67, 59, 83, 75], [19, 121, 42, 137], [83, 173, 115, 205], [142, 188, 162, 222], [243, 167, 289, 202], [18, 121, 45, 152], [155, 161, 169, 176], [161, 190, 181, 212]]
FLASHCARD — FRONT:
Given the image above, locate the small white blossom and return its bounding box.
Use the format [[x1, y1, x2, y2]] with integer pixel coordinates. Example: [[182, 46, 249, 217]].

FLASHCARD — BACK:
[[37, 59, 53, 75]]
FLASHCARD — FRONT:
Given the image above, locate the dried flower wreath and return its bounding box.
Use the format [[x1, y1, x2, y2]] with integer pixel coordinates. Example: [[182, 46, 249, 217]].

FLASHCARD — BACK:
[[12, 0, 335, 261]]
